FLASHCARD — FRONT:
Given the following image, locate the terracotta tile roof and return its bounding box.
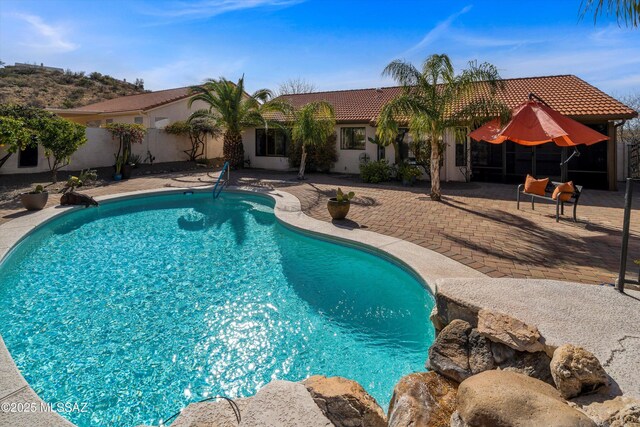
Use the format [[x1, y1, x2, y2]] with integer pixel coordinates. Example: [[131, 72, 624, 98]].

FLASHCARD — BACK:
[[274, 75, 637, 123], [72, 87, 192, 113]]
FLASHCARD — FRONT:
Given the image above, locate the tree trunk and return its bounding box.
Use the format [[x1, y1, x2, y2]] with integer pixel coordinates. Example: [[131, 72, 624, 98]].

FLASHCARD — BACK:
[[223, 130, 244, 169], [298, 144, 307, 179], [430, 139, 441, 201], [0, 152, 12, 170]]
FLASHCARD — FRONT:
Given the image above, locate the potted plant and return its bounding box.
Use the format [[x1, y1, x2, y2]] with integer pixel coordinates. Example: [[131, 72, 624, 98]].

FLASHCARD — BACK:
[[327, 188, 355, 220], [113, 155, 123, 181], [398, 162, 421, 186], [121, 147, 132, 179], [105, 123, 146, 180], [20, 184, 48, 210]]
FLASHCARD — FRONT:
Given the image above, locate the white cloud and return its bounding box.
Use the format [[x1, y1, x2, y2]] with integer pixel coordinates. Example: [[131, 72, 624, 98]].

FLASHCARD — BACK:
[[14, 13, 78, 52], [144, 0, 303, 19], [399, 5, 472, 58]]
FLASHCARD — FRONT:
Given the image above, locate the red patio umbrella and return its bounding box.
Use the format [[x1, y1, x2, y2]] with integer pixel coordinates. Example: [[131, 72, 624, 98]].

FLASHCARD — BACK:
[[469, 94, 608, 147]]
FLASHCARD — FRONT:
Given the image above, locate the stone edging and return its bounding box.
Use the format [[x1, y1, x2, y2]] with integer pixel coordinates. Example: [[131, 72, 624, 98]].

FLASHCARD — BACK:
[[0, 185, 484, 427]]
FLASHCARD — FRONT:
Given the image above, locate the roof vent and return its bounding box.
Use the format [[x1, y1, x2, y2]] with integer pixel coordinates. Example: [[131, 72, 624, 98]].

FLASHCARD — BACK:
[[375, 88, 383, 93]]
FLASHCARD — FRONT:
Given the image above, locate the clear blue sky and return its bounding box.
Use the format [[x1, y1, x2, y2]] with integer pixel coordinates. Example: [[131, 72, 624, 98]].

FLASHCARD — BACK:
[[1, 0, 638, 97]]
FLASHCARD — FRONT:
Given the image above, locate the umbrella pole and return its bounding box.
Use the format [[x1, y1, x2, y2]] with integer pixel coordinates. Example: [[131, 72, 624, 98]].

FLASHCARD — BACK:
[[616, 178, 634, 293]]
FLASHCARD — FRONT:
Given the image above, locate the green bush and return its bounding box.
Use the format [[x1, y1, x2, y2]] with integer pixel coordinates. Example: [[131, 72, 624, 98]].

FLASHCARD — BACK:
[[360, 159, 393, 183], [288, 133, 338, 173], [397, 162, 422, 181]]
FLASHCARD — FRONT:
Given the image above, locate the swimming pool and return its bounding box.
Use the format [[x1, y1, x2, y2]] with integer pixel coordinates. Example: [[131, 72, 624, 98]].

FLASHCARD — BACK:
[[0, 191, 434, 426]]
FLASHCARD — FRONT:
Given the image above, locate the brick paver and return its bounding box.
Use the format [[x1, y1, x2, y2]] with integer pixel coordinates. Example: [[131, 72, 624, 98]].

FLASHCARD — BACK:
[[1, 168, 638, 285]]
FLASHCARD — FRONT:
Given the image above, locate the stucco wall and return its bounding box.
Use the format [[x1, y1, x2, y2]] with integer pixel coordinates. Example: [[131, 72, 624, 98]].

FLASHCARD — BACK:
[[68, 98, 212, 129], [243, 125, 397, 175], [617, 140, 633, 181], [1, 97, 224, 176], [0, 127, 221, 176], [242, 124, 465, 181], [242, 128, 292, 171]]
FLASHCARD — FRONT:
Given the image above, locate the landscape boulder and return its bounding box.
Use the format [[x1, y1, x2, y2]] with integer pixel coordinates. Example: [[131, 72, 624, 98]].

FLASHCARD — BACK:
[[476, 309, 545, 353], [578, 396, 640, 427], [302, 375, 386, 427], [427, 320, 496, 383], [387, 372, 457, 427], [491, 341, 553, 384], [427, 319, 473, 382], [550, 344, 609, 399], [456, 370, 597, 427], [467, 329, 494, 374]]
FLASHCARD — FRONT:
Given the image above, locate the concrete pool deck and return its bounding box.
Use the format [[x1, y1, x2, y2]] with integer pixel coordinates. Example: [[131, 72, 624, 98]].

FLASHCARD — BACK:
[[0, 185, 638, 426]]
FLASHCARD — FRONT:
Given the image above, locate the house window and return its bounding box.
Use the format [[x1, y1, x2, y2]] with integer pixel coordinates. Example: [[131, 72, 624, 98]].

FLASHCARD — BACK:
[[86, 119, 101, 127], [340, 127, 366, 150], [455, 127, 468, 167], [154, 117, 169, 129], [256, 128, 288, 157], [105, 119, 114, 124], [134, 116, 143, 125], [397, 128, 409, 161], [18, 145, 38, 167]]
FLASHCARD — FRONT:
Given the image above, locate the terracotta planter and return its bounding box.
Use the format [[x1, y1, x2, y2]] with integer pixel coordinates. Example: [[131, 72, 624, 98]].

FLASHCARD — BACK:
[[20, 192, 49, 211], [327, 198, 351, 220]]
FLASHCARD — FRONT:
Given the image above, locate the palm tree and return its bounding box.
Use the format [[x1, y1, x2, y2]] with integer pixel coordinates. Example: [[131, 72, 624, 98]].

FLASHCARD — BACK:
[[290, 101, 336, 180], [188, 76, 288, 168], [377, 54, 510, 201], [580, 0, 639, 27]]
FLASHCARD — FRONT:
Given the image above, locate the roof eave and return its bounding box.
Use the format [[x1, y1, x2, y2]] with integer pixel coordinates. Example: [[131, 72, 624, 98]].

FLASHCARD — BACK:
[[568, 112, 638, 122], [47, 108, 101, 115]]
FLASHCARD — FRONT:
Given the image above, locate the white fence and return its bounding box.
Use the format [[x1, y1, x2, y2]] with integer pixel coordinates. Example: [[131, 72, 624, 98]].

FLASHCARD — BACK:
[[0, 128, 222, 176]]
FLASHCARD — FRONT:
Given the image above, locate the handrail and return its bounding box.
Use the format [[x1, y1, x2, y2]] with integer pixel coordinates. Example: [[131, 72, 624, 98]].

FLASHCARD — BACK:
[[212, 162, 230, 199]]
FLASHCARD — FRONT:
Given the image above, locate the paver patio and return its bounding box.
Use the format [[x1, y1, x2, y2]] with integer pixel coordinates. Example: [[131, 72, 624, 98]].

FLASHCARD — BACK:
[[1, 167, 638, 285]]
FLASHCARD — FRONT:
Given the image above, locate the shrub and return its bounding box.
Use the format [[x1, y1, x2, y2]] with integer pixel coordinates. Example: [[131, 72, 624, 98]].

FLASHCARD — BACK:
[[0, 115, 33, 169], [39, 117, 87, 182], [288, 133, 338, 172], [165, 118, 220, 161], [105, 123, 147, 165], [360, 159, 393, 183], [397, 162, 422, 181]]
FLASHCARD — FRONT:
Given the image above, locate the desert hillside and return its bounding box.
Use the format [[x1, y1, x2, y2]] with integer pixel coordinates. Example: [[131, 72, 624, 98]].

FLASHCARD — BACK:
[[0, 64, 148, 109]]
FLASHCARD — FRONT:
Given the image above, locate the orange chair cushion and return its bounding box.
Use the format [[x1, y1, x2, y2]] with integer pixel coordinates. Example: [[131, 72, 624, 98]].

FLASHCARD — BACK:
[[524, 175, 549, 196], [552, 181, 575, 202]]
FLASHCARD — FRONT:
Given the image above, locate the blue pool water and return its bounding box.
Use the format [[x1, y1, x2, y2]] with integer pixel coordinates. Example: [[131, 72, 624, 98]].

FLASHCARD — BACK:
[[0, 192, 434, 427]]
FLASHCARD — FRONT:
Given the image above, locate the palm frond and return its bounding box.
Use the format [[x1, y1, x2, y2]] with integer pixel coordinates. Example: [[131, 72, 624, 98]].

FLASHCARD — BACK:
[[291, 101, 336, 148], [382, 60, 422, 88], [451, 97, 512, 128]]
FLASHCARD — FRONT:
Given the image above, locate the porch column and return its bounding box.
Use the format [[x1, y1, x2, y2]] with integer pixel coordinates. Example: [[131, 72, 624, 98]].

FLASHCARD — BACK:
[[608, 121, 617, 191]]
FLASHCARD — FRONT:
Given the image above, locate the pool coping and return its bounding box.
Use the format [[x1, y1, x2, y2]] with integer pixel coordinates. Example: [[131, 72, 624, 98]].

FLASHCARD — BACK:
[[0, 185, 484, 426]]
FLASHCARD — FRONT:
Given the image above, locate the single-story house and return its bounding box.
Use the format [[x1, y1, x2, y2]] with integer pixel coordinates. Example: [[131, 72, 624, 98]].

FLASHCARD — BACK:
[[243, 75, 637, 190], [1, 88, 223, 175]]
